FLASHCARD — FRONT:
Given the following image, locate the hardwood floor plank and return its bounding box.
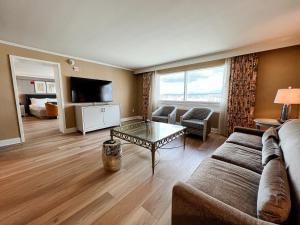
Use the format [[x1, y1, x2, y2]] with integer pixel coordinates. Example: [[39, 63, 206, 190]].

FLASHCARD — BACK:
[[122, 207, 157, 225], [93, 176, 164, 225]]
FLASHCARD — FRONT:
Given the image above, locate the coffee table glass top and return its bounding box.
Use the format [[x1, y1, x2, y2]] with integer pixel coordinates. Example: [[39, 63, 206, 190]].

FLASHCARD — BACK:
[[112, 121, 186, 143]]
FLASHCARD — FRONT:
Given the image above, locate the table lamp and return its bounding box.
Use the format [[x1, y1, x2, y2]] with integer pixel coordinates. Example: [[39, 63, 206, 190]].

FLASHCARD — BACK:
[[274, 87, 300, 123]]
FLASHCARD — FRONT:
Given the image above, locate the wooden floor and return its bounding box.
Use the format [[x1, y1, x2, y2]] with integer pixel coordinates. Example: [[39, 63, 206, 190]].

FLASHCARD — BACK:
[[0, 117, 226, 225]]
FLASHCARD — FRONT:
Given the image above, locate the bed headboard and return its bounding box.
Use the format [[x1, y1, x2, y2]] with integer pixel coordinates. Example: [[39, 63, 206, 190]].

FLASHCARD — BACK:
[[24, 94, 56, 114]]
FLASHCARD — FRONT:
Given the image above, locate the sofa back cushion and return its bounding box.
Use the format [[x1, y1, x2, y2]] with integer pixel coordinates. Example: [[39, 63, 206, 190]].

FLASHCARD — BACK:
[[262, 138, 283, 166], [257, 158, 291, 223], [278, 119, 300, 225]]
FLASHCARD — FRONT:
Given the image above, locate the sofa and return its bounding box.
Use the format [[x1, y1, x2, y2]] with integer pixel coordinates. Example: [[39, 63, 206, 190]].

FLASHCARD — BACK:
[[151, 106, 177, 124], [172, 119, 300, 225]]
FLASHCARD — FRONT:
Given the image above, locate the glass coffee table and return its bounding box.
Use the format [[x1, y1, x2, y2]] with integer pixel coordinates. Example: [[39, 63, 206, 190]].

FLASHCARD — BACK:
[[110, 121, 186, 174]]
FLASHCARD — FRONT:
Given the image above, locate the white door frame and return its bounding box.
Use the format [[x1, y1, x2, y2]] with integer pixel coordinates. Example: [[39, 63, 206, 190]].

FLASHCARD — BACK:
[[9, 55, 66, 142]]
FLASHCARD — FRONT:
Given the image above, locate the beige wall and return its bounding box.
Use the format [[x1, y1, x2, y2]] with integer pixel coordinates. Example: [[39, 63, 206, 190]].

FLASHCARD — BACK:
[[255, 45, 300, 119], [136, 46, 300, 129], [0, 43, 138, 140]]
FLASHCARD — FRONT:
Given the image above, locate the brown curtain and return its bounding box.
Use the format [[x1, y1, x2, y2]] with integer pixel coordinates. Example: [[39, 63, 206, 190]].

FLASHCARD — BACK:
[[141, 72, 153, 120], [227, 53, 258, 135]]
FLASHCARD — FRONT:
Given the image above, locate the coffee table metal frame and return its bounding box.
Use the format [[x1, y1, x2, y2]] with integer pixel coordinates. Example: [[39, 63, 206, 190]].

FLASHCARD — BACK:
[[110, 122, 186, 174]]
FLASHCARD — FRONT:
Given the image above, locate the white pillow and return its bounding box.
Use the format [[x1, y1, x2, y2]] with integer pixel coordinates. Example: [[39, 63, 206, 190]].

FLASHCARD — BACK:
[[30, 98, 48, 107], [47, 98, 57, 103]]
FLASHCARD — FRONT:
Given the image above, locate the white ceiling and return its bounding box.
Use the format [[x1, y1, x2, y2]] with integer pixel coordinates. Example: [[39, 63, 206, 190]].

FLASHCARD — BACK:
[[14, 58, 55, 79], [0, 0, 300, 70]]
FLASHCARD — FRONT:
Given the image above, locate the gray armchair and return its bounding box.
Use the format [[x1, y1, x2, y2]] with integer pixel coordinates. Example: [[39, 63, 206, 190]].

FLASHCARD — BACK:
[[180, 107, 214, 141], [151, 106, 177, 124]]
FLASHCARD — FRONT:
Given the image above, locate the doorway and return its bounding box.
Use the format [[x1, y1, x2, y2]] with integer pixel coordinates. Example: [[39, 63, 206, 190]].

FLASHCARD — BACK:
[[9, 55, 65, 142]]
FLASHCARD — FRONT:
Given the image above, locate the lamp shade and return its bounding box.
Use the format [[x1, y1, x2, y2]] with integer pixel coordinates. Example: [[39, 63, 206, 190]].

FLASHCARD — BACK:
[[274, 88, 300, 104]]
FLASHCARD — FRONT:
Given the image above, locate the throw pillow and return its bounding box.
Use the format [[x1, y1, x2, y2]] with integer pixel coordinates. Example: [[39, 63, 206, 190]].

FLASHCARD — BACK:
[[262, 138, 283, 166], [257, 158, 291, 223], [262, 127, 279, 143]]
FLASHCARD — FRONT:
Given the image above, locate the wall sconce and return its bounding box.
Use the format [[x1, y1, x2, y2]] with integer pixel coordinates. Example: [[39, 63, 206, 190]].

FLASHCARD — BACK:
[[67, 58, 79, 72]]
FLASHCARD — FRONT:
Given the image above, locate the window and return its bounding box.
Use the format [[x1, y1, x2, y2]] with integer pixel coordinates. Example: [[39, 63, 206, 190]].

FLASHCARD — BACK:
[[159, 65, 225, 103], [159, 72, 185, 101]]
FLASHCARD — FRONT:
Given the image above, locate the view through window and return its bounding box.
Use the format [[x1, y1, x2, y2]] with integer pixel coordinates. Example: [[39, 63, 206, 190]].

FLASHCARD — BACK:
[[159, 65, 225, 102]]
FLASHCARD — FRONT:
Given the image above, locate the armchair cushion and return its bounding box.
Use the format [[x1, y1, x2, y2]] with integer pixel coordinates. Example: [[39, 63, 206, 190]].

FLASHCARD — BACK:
[[151, 115, 168, 123], [181, 119, 204, 129], [187, 158, 260, 217], [226, 132, 263, 150]]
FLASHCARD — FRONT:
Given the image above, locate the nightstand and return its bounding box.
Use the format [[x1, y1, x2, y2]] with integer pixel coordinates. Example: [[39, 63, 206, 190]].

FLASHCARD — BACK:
[[254, 118, 281, 130]]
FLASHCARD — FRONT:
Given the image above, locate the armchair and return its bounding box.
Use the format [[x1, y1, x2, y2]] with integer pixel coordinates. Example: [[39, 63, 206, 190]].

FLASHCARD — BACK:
[[151, 106, 177, 124], [180, 107, 214, 141]]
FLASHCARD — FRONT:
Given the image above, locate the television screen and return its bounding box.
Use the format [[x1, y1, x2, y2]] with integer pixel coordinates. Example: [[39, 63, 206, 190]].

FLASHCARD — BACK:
[[71, 77, 113, 103]]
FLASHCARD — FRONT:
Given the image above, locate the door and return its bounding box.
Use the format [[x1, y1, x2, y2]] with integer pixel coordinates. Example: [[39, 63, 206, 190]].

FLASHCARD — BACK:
[[103, 105, 120, 126], [83, 106, 104, 130]]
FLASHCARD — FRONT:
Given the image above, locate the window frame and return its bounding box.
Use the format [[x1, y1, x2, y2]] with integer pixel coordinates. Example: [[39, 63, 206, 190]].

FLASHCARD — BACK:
[[158, 65, 225, 105]]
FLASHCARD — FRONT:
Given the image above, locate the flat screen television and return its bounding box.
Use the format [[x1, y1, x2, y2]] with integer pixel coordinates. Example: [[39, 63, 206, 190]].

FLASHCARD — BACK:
[[71, 77, 113, 103]]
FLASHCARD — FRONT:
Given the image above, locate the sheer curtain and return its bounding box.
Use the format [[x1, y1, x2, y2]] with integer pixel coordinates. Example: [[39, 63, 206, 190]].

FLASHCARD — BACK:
[[219, 58, 231, 136]]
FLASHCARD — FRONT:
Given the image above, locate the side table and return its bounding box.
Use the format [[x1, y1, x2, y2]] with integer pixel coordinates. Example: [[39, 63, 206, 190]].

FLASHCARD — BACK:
[[254, 118, 281, 130]]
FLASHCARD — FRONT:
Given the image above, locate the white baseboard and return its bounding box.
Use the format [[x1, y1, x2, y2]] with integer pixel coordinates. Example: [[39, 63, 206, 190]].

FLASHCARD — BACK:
[[0, 137, 21, 148], [64, 127, 77, 134], [121, 116, 143, 122]]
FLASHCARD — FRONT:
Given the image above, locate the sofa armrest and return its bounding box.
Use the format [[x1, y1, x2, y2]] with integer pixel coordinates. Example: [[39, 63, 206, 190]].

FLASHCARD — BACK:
[[172, 182, 274, 225], [233, 126, 264, 137]]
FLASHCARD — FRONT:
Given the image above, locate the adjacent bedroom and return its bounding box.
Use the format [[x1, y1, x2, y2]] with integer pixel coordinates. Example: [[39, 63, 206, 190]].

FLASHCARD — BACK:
[[13, 57, 60, 140]]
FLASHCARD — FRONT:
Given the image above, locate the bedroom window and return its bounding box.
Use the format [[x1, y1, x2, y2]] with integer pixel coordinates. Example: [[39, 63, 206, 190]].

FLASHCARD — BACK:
[[158, 65, 225, 103]]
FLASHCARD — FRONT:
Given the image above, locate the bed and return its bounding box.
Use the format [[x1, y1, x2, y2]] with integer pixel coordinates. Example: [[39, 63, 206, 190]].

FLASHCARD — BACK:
[[24, 94, 57, 118]]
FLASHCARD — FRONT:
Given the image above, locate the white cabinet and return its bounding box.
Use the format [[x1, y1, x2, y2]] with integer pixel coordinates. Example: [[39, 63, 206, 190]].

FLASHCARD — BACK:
[[75, 104, 121, 134]]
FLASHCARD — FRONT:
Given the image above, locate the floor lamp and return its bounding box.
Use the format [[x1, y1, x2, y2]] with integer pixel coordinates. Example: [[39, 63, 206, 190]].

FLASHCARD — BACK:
[[274, 87, 300, 123]]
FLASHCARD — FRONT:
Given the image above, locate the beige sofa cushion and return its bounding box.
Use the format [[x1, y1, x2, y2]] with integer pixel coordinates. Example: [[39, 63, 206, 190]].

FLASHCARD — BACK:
[[277, 119, 300, 224], [212, 143, 263, 174], [226, 132, 263, 150], [262, 138, 283, 166], [257, 158, 291, 223], [187, 158, 260, 217]]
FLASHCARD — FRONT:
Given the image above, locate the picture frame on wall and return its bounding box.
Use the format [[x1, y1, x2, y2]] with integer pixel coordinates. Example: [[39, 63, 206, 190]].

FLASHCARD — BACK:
[[46, 82, 56, 94], [34, 81, 46, 94]]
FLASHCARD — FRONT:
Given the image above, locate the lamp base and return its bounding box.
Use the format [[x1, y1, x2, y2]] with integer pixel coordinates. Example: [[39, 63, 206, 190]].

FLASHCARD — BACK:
[[279, 104, 289, 123]]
